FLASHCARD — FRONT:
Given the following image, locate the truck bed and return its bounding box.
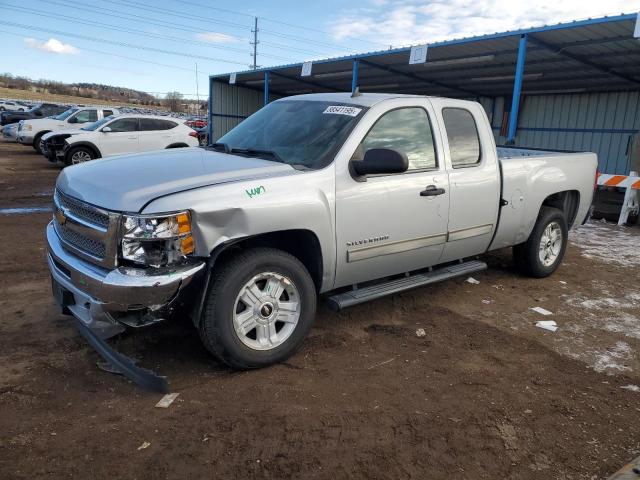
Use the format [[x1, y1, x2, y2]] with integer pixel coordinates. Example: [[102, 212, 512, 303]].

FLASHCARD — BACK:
[[489, 146, 597, 253], [497, 146, 576, 159]]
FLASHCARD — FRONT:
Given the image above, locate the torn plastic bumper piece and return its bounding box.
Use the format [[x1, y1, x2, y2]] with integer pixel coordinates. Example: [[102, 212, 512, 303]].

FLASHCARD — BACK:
[[74, 318, 169, 393]]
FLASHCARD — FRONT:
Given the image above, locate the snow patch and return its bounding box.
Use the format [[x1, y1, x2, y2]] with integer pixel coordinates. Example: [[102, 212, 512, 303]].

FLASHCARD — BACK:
[[571, 221, 640, 267], [593, 341, 632, 373]]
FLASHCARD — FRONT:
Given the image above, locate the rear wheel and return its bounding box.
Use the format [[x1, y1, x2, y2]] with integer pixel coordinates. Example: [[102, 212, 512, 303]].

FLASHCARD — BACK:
[[513, 206, 568, 278], [199, 247, 316, 369], [65, 146, 95, 166]]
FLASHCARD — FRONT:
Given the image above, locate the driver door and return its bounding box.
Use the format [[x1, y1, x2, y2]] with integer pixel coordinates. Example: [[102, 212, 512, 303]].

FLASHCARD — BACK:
[[334, 101, 450, 288], [97, 118, 139, 156]]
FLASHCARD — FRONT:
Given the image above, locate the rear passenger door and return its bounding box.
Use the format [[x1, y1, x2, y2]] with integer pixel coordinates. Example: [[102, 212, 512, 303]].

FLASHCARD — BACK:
[[98, 117, 139, 156], [138, 119, 178, 151], [430, 99, 501, 263]]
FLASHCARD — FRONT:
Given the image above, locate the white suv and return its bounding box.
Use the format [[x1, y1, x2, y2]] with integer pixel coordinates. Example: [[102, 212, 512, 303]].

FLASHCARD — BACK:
[[42, 114, 200, 165], [0, 100, 27, 112], [18, 106, 118, 153]]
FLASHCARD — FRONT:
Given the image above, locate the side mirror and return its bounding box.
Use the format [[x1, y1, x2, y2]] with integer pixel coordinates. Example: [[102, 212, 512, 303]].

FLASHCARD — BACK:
[[102, 126, 112, 133], [351, 148, 409, 177], [35, 111, 43, 117], [67, 117, 77, 124]]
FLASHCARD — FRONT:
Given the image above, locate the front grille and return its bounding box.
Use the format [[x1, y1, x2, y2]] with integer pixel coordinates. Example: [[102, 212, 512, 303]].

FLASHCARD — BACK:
[[57, 223, 106, 259], [56, 191, 109, 229]]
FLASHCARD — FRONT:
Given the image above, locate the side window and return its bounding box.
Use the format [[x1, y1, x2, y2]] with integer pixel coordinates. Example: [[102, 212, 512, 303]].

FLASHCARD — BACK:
[[140, 119, 178, 131], [103, 110, 114, 117], [442, 108, 481, 167], [107, 118, 138, 132], [71, 109, 98, 123], [356, 107, 437, 171]]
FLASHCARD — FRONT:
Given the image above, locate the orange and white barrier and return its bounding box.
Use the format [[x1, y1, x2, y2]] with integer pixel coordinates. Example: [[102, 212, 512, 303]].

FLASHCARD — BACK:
[[597, 171, 640, 225]]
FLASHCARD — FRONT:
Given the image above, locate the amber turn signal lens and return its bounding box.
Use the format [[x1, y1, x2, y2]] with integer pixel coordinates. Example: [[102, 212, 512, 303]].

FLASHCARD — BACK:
[[177, 213, 191, 234], [181, 235, 195, 255]]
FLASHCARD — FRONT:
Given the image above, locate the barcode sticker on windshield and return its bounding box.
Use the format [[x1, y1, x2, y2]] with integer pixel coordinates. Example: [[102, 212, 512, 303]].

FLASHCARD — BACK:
[[323, 106, 362, 117]]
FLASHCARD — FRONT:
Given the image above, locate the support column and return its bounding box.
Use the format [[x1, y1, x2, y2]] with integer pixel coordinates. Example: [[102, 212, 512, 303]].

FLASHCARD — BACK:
[[207, 77, 213, 145], [264, 71, 270, 106], [351, 59, 359, 94], [507, 34, 527, 144]]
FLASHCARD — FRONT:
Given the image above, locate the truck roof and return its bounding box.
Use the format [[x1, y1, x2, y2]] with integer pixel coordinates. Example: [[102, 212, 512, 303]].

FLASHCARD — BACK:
[[279, 92, 429, 107]]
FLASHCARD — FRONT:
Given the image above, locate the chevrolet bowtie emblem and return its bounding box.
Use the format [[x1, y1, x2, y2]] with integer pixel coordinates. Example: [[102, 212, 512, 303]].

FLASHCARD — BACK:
[[55, 207, 67, 226]]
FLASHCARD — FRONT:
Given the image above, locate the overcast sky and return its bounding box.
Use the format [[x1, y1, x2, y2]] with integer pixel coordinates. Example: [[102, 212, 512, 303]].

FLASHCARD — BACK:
[[1, 0, 638, 98]]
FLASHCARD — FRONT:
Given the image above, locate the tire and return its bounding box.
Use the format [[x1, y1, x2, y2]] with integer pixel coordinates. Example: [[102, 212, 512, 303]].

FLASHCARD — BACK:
[[64, 146, 95, 166], [199, 247, 317, 369], [513, 206, 568, 278], [33, 132, 46, 154]]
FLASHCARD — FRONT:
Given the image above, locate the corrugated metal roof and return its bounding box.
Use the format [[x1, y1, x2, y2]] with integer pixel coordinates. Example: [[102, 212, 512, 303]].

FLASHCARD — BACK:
[[211, 13, 640, 98]]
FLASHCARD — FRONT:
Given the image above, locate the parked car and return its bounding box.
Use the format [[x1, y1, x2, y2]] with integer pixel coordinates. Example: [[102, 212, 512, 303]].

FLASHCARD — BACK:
[[186, 117, 207, 129], [1, 103, 69, 126], [42, 114, 200, 165], [0, 100, 27, 112], [2, 123, 19, 142], [46, 93, 597, 387], [18, 106, 119, 154]]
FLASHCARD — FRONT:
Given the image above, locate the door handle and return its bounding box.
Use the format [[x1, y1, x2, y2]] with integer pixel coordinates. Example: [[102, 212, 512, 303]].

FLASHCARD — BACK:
[[128, 136, 137, 139], [420, 185, 446, 197]]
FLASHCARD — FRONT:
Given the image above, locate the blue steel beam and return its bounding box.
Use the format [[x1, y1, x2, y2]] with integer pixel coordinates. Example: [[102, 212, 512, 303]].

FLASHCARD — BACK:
[[351, 59, 359, 94], [507, 34, 528, 144], [207, 78, 214, 145], [264, 71, 270, 106]]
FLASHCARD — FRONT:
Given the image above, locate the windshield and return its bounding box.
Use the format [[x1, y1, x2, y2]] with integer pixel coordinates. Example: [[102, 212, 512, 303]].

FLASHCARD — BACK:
[[217, 100, 366, 169], [54, 108, 78, 121], [81, 116, 114, 131]]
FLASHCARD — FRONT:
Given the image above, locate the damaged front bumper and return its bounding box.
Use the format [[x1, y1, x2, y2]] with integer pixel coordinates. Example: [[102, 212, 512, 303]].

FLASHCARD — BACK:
[[46, 221, 206, 339]]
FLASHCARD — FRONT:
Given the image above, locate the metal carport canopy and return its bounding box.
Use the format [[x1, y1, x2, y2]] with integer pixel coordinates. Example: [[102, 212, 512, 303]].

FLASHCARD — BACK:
[[209, 13, 640, 142]]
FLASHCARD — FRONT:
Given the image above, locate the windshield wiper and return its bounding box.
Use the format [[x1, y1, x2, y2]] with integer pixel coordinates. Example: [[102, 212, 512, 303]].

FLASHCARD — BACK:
[[208, 142, 231, 153], [230, 148, 284, 163]]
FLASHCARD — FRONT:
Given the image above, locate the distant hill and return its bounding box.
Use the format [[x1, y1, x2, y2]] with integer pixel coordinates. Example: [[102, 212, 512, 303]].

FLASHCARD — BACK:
[[0, 73, 161, 106]]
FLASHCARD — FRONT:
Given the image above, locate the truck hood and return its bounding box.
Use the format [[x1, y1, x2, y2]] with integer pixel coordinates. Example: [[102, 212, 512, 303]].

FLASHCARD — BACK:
[[56, 147, 298, 212]]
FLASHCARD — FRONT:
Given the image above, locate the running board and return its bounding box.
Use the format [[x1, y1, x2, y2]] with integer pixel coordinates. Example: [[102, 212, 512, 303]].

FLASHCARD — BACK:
[[326, 260, 487, 311]]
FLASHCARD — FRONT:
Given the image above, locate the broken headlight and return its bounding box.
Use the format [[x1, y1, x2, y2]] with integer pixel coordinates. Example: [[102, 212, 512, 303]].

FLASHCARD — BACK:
[[121, 211, 195, 267]]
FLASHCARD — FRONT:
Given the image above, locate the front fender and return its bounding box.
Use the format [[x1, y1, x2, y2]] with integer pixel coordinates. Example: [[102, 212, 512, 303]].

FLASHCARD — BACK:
[[141, 165, 337, 292]]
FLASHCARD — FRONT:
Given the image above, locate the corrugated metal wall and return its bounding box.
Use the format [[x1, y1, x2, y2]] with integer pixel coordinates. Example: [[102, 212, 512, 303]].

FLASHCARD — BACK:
[[492, 91, 640, 174], [211, 81, 281, 141]]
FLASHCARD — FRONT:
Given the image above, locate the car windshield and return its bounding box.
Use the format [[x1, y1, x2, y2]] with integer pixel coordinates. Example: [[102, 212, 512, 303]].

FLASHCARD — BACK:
[[217, 100, 366, 169], [54, 108, 78, 120], [81, 116, 114, 131]]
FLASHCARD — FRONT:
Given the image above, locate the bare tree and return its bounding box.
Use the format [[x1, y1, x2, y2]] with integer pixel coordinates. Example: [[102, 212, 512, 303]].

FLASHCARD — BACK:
[[164, 91, 183, 112]]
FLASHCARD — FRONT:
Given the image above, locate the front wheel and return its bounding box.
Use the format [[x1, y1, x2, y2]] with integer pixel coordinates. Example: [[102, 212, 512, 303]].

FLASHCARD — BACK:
[[199, 247, 317, 369], [513, 206, 568, 278], [64, 146, 95, 166]]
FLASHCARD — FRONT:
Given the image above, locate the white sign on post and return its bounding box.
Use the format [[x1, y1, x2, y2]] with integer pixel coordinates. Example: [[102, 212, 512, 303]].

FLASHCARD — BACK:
[[301, 61, 313, 77], [409, 44, 428, 65], [229, 73, 236, 84], [635, 12, 640, 38]]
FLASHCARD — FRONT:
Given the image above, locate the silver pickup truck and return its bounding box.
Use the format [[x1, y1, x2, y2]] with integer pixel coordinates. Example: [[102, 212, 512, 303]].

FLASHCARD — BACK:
[[47, 93, 596, 378]]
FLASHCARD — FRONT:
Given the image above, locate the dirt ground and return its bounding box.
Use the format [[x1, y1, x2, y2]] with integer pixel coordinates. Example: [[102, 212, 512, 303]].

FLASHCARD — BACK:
[[1, 142, 640, 479]]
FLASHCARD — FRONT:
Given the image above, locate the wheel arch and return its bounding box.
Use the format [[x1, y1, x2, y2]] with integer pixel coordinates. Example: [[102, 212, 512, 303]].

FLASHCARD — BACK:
[[211, 229, 323, 291], [34, 130, 52, 142], [540, 190, 580, 228], [66, 141, 102, 160], [191, 229, 324, 327], [166, 142, 189, 149]]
